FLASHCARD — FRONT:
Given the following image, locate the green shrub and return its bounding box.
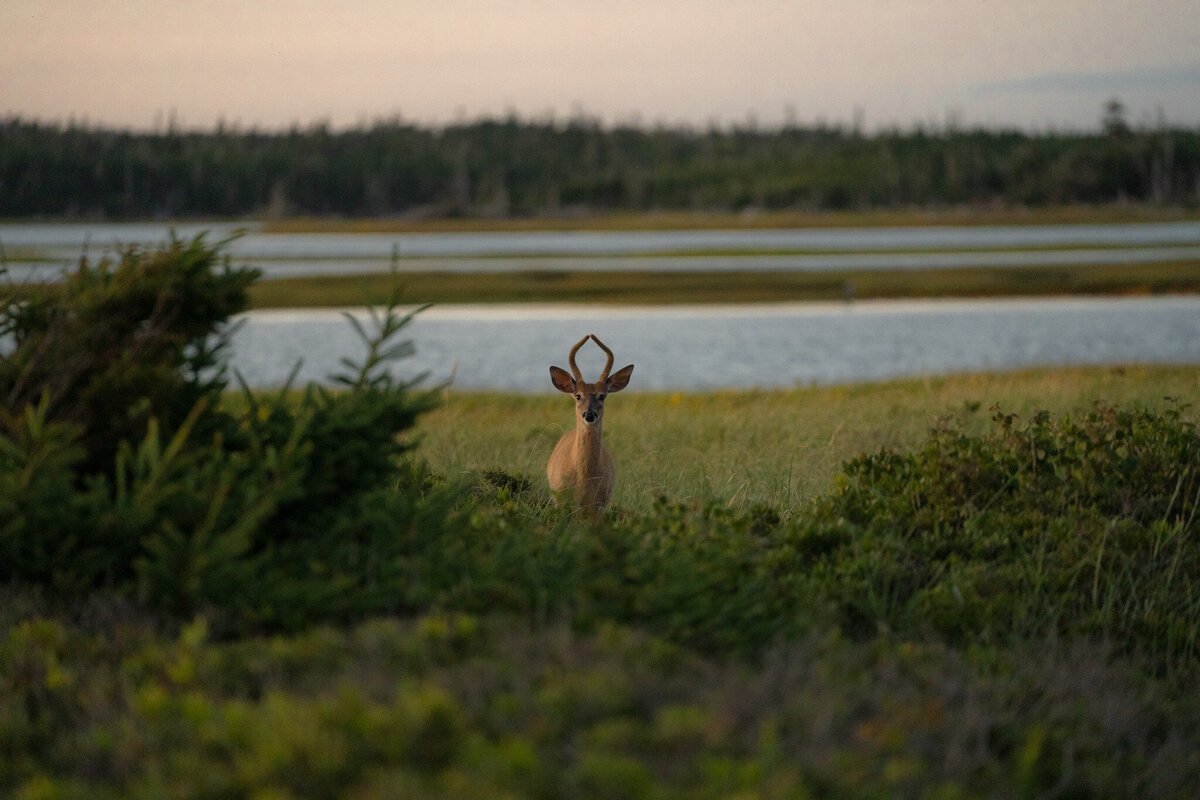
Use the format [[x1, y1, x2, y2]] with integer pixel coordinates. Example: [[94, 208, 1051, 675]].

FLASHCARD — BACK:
[[0, 237, 447, 631], [1, 236, 255, 475], [819, 403, 1200, 663], [3, 606, 1196, 800]]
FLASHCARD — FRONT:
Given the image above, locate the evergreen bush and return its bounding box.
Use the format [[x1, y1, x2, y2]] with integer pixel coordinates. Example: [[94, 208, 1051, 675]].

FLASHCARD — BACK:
[[0, 237, 446, 631]]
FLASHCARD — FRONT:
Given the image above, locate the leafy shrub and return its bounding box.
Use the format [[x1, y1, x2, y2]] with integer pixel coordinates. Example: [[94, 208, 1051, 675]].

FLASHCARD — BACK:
[[3, 603, 1196, 799], [0, 237, 447, 631], [819, 403, 1200, 663]]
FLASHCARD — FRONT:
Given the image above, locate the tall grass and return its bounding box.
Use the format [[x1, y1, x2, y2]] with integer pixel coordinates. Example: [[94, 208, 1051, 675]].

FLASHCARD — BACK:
[[415, 365, 1200, 512]]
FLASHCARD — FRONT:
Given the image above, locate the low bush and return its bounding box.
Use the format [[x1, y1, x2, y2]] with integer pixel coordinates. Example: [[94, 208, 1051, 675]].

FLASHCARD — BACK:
[[820, 403, 1200, 665], [2, 605, 1195, 799]]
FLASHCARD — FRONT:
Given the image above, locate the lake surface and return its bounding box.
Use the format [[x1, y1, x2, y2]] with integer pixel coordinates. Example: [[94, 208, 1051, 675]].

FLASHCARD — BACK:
[[5, 220, 1200, 254], [229, 296, 1200, 392], [7, 221, 1197, 391], [4, 221, 1200, 279]]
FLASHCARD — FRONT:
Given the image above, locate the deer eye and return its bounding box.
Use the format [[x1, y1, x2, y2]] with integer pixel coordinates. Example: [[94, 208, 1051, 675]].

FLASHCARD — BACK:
[[597, 394, 607, 401], [573, 393, 581, 400]]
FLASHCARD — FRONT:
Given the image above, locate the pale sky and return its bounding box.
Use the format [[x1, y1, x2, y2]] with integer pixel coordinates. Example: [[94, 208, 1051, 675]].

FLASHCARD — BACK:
[[3, 0, 1199, 132]]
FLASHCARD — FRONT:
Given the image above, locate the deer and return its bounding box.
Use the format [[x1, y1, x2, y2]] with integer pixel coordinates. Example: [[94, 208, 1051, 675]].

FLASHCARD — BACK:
[[547, 334, 634, 512]]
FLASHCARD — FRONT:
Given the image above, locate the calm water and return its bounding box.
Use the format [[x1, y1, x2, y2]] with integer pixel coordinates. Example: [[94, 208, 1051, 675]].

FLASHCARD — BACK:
[[9, 222, 1198, 391], [228, 296, 1200, 392], [5, 221, 1200, 279], [5, 220, 1200, 254]]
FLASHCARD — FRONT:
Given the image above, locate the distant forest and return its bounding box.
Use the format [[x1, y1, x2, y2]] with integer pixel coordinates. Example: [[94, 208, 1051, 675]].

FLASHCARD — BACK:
[[3, 104, 1198, 220]]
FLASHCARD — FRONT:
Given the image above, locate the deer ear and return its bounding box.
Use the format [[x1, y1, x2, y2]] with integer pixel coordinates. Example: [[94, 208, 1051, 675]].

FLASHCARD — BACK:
[[606, 364, 634, 393], [549, 366, 576, 394]]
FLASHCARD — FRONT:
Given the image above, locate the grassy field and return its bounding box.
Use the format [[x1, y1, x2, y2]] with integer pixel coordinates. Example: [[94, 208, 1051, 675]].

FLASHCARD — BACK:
[[247, 259, 1200, 307], [241, 205, 1200, 307], [415, 364, 1200, 511]]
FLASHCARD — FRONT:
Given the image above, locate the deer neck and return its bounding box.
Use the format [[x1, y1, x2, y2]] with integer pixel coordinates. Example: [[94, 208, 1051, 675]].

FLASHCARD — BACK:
[[574, 419, 605, 470]]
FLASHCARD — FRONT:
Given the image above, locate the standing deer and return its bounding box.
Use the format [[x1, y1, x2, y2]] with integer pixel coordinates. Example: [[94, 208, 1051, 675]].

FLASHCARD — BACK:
[[547, 334, 634, 511]]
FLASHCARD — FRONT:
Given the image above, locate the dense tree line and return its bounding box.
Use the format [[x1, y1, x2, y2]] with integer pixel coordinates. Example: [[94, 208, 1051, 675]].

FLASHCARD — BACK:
[[2, 107, 1198, 219]]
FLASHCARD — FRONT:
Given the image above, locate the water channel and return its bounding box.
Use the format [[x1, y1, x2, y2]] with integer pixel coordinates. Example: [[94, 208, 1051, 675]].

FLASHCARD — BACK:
[[5, 221, 1198, 391], [230, 296, 1200, 392], [4, 220, 1200, 279]]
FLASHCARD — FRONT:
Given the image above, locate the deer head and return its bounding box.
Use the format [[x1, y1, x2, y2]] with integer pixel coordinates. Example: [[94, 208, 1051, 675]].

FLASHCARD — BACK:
[[549, 334, 634, 427]]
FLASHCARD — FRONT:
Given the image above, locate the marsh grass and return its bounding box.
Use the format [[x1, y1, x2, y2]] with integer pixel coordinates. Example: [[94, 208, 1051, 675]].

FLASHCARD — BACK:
[[247, 260, 1200, 308], [415, 365, 1200, 512], [261, 204, 1198, 234]]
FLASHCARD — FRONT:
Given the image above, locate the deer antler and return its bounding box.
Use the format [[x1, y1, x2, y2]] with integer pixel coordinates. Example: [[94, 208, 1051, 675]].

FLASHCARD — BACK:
[[590, 334, 615, 383], [567, 335, 589, 383]]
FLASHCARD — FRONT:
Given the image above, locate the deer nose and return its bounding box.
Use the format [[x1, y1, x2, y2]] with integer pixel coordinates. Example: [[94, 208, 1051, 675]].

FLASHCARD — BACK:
[[582, 409, 598, 423]]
